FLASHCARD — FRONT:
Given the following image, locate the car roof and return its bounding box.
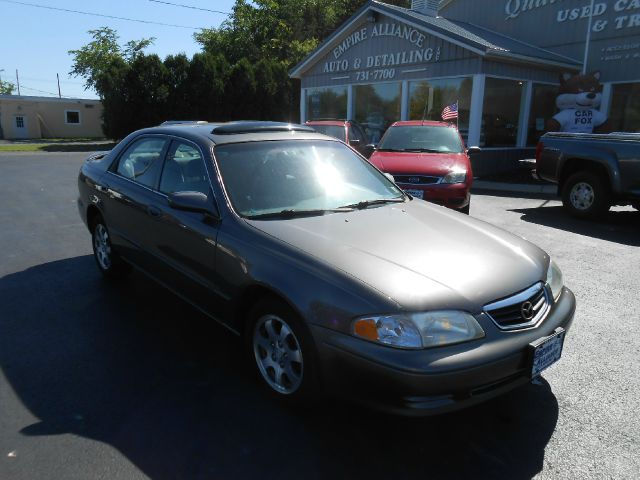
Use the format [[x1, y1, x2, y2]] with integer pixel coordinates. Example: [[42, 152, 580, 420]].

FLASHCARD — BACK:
[[390, 120, 456, 128], [133, 121, 337, 146]]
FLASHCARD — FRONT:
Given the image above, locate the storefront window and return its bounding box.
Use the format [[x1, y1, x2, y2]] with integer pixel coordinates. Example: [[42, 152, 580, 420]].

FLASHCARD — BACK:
[[527, 84, 558, 146], [408, 77, 472, 143], [306, 86, 347, 121], [609, 83, 640, 133], [482, 78, 523, 148], [354, 83, 401, 143]]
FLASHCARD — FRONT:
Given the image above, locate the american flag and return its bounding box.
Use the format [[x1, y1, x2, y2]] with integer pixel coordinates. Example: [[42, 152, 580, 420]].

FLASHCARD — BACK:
[[441, 102, 458, 121]]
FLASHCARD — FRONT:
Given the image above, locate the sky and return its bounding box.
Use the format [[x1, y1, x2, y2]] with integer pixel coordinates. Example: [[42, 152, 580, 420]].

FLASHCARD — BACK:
[[0, 0, 237, 99]]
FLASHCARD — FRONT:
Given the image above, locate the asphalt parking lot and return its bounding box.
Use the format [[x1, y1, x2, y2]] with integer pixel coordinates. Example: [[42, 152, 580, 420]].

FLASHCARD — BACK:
[[1, 152, 639, 480]]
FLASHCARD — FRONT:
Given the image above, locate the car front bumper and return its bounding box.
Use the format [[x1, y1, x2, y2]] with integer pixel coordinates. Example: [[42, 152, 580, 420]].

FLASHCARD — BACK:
[[398, 182, 471, 210], [311, 287, 576, 416]]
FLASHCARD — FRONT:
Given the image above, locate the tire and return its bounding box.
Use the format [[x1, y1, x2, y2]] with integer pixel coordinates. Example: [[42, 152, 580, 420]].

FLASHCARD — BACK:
[[247, 298, 318, 401], [459, 202, 470, 215], [561, 171, 610, 219], [91, 216, 131, 279]]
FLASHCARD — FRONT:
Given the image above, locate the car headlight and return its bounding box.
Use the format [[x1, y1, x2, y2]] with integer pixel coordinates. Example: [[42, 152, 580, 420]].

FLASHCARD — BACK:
[[442, 170, 466, 184], [546, 259, 564, 300], [352, 311, 485, 349]]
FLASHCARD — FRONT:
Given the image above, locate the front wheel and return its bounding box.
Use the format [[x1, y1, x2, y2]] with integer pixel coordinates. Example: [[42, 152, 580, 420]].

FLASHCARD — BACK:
[[248, 298, 318, 400], [561, 172, 610, 219], [91, 217, 131, 279]]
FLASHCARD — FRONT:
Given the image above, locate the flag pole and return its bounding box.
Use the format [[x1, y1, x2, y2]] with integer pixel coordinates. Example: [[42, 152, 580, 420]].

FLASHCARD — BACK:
[[583, 0, 596, 73]]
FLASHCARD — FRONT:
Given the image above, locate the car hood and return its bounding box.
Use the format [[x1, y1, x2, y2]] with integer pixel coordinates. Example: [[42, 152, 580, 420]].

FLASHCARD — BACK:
[[246, 200, 548, 312], [370, 151, 466, 175]]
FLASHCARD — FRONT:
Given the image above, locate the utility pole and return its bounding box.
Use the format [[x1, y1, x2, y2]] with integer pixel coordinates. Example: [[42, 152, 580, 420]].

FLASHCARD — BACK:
[[57, 73, 61, 98], [0, 69, 4, 139], [16, 69, 21, 95]]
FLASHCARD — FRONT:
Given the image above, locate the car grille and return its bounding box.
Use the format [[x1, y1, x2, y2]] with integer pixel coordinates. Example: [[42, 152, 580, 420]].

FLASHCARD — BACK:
[[483, 282, 550, 330], [394, 175, 441, 185]]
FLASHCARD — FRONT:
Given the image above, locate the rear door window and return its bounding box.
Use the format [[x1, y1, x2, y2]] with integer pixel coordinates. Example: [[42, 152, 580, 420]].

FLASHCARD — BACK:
[[115, 137, 168, 188]]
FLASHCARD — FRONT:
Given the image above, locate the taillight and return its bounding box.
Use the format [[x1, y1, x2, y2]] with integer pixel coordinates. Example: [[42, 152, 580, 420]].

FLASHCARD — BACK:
[[535, 141, 544, 163]]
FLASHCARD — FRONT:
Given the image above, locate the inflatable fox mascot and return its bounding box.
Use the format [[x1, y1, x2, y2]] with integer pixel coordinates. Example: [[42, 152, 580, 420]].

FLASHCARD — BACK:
[[546, 71, 610, 134]]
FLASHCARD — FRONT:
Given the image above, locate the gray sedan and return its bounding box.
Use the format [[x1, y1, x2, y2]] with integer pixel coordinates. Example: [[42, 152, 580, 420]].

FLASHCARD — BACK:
[[77, 121, 575, 415]]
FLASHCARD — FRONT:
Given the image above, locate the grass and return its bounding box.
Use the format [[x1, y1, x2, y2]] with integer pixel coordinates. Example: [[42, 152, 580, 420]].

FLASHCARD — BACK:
[[0, 142, 116, 152]]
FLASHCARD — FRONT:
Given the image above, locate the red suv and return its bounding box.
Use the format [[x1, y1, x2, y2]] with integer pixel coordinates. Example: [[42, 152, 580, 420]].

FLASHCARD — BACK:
[[305, 119, 373, 157], [368, 121, 479, 214]]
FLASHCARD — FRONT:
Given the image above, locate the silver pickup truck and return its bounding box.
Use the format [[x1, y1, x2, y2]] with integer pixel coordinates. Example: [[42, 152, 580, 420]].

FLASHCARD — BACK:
[[535, 132, 640, 218]]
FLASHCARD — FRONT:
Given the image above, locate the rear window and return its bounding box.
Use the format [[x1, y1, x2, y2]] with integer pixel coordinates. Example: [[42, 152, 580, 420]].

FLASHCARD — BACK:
[[308, 124, 346, 142], [378, 125, 464, 153]]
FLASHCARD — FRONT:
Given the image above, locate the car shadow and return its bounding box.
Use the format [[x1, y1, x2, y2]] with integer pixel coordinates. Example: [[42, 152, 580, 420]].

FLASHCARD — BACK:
[[510, 204, 640, 247], [1, 256, 559, 480]]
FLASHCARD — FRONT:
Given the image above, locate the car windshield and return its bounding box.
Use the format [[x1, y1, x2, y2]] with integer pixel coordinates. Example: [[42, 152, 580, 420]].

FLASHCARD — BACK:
[[378, 125, 464, 153], [215, 140, 404, 218], [308, 124, 346, 142]]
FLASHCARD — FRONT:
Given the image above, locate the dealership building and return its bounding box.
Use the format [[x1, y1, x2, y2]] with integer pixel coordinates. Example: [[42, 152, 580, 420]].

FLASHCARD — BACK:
[[291, 0, 640, 173]]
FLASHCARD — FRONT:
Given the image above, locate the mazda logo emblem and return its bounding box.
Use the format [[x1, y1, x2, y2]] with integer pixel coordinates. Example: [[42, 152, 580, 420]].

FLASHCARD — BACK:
[[521, 301, 534, 320]]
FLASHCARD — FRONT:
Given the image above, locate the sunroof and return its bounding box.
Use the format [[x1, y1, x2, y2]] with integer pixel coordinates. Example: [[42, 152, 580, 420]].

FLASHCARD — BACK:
[[212, 121, 315, 135]]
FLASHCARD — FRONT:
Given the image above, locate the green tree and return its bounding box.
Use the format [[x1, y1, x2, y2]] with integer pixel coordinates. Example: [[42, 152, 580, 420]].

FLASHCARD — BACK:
[[186, 53, 229, 121], [196, 1, 410, 65], [227, 58, 257, 120], [69, 27, 155, 92], [0, 80, 15, 95], [164, 54, 192, 120]]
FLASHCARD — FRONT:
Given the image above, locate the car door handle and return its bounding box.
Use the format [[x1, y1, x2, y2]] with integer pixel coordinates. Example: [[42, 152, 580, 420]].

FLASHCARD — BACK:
[[147, 205, 162, 217]]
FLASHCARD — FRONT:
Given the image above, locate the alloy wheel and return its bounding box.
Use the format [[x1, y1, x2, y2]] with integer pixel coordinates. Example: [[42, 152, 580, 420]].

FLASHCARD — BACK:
[[569, 182, 595, 210], [93, 223, 112, 270], [253, 314, 304, 394]]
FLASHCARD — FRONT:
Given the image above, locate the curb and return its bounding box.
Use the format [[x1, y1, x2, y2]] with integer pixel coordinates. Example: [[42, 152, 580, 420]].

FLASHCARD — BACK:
[[472, 180, 557, 196]]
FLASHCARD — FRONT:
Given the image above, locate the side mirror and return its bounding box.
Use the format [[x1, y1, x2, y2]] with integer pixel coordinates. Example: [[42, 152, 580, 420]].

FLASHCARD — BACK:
[[466, 146, 482, 155], [168, 191, 211, 213], [384, 173, 395, 183]]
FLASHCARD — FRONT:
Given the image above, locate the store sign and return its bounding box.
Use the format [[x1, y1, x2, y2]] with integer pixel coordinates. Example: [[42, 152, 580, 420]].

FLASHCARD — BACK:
[[322, 22, 442, 80], [504, 0, 640, 33]]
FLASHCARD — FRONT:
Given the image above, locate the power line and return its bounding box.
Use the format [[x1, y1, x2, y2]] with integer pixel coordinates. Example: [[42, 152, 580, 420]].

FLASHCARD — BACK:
[[18, 75, 85, 86], [148, 0, 230, 15], [16, 85, 74, 98], [0, 0, 205, 30]]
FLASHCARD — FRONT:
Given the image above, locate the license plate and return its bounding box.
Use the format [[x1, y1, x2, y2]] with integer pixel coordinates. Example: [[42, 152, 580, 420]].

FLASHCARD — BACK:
[[404, 189, 424, 199], [529, 328, 565, 378]]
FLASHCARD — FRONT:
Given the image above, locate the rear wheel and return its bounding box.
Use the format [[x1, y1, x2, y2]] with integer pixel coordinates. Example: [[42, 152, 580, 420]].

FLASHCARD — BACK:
[[561, 171, 610, 219], [248, 298, 318, 400], [91, 217, 131, 279]]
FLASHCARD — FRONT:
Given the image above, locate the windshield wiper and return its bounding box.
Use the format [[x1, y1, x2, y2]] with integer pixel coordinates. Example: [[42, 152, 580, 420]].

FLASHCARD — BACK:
[[402, 148, 442, 153], [339, 198, 405, 210], [245, 207, 353, 220]]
